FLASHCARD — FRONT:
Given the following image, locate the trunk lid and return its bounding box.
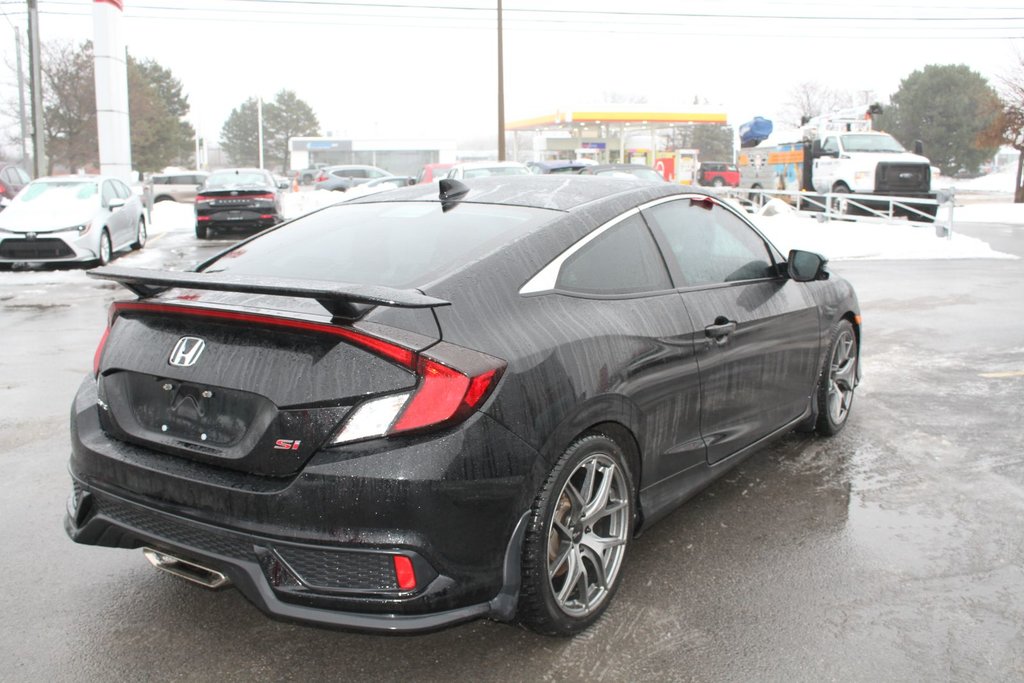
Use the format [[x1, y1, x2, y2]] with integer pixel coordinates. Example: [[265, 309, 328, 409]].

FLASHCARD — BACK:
[[90, 268, 448, 478]]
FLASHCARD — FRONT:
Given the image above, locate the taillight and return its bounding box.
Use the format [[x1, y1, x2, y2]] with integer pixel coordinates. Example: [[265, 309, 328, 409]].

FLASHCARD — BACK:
[[92, 304, 117, 376], [195, 194, 212, 203], [315, 174, 327, 183], [0, 182, 6, 195], [251, 193, 275, 201], [332, 343, 504, 445], [92, 326, 110, 377]]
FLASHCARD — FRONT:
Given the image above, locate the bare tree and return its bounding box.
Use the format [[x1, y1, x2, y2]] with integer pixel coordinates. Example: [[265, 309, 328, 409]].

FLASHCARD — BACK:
[[780, 81, 856, 127], [980, 54, 1024, 202]]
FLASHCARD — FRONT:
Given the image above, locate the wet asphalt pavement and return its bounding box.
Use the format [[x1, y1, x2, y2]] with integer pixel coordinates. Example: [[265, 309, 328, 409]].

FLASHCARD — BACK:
[[0, 218, 1022, 682]]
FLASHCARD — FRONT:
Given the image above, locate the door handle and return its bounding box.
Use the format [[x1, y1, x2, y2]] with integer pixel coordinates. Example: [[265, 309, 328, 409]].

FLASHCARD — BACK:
[[704, 320, 737, 340]]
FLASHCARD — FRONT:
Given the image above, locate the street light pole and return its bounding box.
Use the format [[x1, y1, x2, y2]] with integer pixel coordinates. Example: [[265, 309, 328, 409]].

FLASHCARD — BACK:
[[497, 0, 506, 161]]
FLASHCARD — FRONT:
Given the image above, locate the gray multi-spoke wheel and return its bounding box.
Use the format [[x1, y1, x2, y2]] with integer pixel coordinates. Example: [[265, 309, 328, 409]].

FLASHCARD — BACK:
[[132, 216, 147, 250], [816, 319, 858, 435], [518, 433, 634, 636], [97, 230, 112, 266]]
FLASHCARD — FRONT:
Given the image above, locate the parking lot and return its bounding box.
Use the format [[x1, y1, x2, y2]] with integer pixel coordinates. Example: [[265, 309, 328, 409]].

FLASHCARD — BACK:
[[1, 213, 1022, 681]]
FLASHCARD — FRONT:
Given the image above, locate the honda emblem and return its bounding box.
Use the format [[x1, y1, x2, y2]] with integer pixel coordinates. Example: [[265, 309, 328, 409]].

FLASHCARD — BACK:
[[169, 337, 206, 367]]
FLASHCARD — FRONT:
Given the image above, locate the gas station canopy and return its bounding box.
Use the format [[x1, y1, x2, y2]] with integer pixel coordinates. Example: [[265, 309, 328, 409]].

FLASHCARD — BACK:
[[507, 108, 728, 131]]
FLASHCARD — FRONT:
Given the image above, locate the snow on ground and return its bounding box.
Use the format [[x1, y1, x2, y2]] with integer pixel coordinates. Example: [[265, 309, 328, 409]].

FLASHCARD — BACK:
[[745, 200, 1016, 261], [952, 201, 1024, 224], [934, 170, 1016, 194]]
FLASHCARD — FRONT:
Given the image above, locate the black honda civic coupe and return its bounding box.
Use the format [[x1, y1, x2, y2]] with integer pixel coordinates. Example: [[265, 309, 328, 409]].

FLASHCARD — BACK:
[[66, 176, 860, 636]]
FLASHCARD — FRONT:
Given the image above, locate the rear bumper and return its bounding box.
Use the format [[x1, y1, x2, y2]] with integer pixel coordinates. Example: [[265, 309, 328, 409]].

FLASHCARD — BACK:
[[66, 376, 542, 632]]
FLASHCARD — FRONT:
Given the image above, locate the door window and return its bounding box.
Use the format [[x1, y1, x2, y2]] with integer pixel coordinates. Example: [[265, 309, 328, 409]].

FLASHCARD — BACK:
[[643, 199, 777, 287], [556, 213, 672, 296], [101, 181, 118, 207], [821, 137, 839, 154]]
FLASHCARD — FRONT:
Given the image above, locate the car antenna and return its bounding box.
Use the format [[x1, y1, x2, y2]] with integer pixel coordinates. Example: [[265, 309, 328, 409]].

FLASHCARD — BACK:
[[439, 178, 469, 201]]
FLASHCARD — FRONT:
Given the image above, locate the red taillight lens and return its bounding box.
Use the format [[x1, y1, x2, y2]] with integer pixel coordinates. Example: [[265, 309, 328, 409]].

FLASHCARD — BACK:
[[92, 325, 110, 377], [315, 174, 327, 182], [391, 360, 471, 433], [251, 193, 275, 201], [195, 195, 212, 203], [393, 555, 416, 590]]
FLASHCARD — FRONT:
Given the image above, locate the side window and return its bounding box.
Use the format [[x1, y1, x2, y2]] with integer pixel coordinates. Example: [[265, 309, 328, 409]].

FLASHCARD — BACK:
[[821, 137, 839, 154], [101, 181, 118, 206], [114, 180, 131, 199], [643, 199, 776, 287], [369, 168, 387, 178], [556, 213, 671, 296], [17, 168, 31, 184], [153, 176, 167, 185]]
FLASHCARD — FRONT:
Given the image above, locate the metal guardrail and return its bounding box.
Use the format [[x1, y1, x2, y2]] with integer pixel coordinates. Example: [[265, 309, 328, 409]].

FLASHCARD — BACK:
[[715, 187, 957, 239]]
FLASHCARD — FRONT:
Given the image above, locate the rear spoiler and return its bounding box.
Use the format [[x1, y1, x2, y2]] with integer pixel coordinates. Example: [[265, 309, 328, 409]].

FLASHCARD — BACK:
[[88, 266, 450, 320]]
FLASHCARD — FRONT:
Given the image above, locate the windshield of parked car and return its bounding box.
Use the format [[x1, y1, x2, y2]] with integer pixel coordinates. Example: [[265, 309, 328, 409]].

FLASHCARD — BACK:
[[840, 134, 906, 153], [16, 180, 98, 206], [463, 166, 530, 178], [205, 171, 269, 187], [203, 201, 560, 289]]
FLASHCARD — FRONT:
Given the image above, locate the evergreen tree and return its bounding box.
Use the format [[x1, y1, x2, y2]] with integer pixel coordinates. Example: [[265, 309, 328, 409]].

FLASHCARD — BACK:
[[128, 57, 196, 171], [220, 98, 262, 167], [876, 64, 1000, 175], [264, 90, 320, 172]]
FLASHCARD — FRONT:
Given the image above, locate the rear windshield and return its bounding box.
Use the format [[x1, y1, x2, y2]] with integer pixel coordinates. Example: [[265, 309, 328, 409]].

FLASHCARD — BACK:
[[206, 171, 269, 187], [202, 201, 561, 288]]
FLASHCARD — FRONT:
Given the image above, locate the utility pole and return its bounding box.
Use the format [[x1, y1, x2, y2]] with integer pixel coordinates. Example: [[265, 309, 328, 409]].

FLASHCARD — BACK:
[[15, 26, 28, 163], [497, 0, 506, 161], [27, 0, 46, 177]]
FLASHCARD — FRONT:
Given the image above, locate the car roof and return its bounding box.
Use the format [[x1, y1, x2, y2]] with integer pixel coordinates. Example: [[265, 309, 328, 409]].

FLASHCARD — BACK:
[[348, 175, 696, 212]]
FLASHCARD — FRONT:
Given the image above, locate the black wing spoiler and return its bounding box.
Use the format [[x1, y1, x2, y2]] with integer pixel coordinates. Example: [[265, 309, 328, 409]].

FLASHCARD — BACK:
[[88, 266, 450, 320]]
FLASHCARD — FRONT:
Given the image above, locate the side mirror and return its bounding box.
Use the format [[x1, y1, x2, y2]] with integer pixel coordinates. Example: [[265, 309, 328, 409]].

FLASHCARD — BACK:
[[278, 180, 290, 189], [913, 140, 924, 155], [107, 197, 126, 210], [787, 249, 828, 282]]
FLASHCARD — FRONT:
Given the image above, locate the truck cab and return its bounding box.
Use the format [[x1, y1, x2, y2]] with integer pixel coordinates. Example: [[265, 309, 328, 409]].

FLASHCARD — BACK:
[[811, 131, 932, 197]]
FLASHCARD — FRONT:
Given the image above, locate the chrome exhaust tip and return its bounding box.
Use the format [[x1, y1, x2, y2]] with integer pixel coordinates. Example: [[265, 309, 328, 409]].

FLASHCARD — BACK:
[[143, 548, 231, 590]]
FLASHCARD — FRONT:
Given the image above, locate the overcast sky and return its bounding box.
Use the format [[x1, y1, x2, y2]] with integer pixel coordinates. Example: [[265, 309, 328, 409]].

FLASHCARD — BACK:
[[0, 0, 1020, 147]]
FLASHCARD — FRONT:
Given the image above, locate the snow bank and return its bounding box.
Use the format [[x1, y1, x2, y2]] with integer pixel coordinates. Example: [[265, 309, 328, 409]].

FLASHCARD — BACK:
[[934, 170, 1016, 194], [953, 201, 1024, 224], [749, 203, 1016, 261]]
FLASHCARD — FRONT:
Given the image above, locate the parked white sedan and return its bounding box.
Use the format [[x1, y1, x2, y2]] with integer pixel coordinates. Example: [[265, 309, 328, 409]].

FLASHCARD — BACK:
[[0, 175, 146, 268]]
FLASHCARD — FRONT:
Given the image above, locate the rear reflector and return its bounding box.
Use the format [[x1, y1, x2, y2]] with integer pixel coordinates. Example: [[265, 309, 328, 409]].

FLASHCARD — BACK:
[[393, 555, 416, 590]]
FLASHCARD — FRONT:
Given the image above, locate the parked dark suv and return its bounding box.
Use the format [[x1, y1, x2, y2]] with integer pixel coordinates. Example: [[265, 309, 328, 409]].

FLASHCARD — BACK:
[[697, 161, 740, 187]]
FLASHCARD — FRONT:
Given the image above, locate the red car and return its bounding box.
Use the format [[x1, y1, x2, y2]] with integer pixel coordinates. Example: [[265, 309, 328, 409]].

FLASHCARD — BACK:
[[415, 163, 455, 184], [697, 162, 740, 187]]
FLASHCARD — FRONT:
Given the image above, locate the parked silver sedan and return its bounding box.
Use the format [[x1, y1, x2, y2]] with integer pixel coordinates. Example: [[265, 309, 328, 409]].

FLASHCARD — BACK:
[[0, 175, 146, 268]]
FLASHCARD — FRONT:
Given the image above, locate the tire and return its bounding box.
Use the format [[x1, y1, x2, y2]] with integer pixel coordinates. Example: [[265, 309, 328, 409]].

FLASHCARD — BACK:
[[517, 433, 634, 636], [195, 222, 208, 239], [97, 230, 112, 266], [815, 319, 858, 436], [132, 215, 147, 250], [711, 177, 725, 187], [830, 183, 852, 217]]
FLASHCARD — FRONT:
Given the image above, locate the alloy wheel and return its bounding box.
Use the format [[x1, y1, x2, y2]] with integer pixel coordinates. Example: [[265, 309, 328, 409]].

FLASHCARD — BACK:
[[546, 453, 629, 617], [827, 329, 857, 425]]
